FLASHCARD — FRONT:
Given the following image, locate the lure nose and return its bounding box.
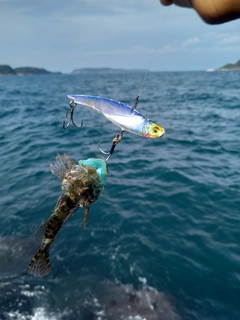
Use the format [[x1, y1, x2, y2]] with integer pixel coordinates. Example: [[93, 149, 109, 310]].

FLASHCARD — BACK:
[[159, 126, 165, 137], [143, 122, 165, 138]]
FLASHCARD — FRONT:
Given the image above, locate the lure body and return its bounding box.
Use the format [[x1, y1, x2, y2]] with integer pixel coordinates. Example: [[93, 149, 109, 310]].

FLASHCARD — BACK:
[[27, 154, 108, 277], [67, 94, 165, 138]]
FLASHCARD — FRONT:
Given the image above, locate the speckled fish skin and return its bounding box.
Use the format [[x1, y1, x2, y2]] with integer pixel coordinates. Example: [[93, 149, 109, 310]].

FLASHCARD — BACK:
[[27, 154, 108, 277], [67, 94, 165, 138]]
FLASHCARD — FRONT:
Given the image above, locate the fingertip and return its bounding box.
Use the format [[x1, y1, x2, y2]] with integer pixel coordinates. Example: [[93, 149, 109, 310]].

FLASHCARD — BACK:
[[160, 0, 173, 6]]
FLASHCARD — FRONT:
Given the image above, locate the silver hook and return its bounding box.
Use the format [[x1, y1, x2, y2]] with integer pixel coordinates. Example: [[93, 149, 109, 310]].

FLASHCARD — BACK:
[[63, 100, 83, 129], [98, 141, 110, 155], [98, 130, 124, 161]]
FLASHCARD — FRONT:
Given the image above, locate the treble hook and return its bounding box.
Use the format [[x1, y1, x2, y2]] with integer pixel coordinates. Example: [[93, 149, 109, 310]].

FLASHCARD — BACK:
[[63, 100, 83, 129], [98, 130, 125, 161]]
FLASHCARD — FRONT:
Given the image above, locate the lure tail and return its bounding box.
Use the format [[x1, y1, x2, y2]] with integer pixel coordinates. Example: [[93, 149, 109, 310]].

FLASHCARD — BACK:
[[27, 248, 51, 277]]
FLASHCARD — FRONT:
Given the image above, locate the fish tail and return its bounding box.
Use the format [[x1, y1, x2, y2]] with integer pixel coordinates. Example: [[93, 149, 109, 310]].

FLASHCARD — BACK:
[[27, 248, 51, 277]]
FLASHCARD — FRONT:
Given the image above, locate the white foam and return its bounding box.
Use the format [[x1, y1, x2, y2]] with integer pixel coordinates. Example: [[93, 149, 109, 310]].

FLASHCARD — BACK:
[[32, 308, 57, 320], [138, 277, 147, 286], [5, 308, 58, 320]]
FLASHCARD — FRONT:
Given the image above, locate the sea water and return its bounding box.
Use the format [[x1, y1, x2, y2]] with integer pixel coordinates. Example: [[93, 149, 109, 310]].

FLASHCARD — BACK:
[[0, 71, 239, 319]]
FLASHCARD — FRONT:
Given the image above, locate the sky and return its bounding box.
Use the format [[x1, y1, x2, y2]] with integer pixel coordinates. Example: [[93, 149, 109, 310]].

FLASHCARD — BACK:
[[0, 0, 240, 72]]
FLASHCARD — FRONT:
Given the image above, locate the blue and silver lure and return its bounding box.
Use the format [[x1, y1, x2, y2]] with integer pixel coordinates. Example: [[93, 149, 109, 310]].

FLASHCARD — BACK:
[[67, 94, 165, 139]]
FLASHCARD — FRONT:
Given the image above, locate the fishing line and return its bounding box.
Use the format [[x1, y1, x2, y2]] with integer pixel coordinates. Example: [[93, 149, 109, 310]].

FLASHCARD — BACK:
[[138, 6, 171, 98]]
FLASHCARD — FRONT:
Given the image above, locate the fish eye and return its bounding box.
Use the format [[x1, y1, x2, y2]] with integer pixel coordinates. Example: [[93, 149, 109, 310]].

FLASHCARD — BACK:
[[153, 127, 159, 133]]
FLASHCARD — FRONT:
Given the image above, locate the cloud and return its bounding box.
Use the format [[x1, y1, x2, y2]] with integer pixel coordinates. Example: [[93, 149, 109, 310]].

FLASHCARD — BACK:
[[0, 1, 240, 71], [218, 34, 240, 45], [204, 31, 240, 45], [182, 37, 199, 47]]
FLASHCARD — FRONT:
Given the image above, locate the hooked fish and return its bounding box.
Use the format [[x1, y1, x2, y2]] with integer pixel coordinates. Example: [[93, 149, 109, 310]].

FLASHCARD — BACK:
[[27, 153, 108, 277], [67, 94, 165, 138]]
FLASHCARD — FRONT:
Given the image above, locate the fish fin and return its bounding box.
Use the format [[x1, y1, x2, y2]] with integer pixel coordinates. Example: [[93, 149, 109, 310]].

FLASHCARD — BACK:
[[27, 248, 51, 277], [34, 221, 49, 244], [50, 153, 76, 179], [83, 206, 90, 229]]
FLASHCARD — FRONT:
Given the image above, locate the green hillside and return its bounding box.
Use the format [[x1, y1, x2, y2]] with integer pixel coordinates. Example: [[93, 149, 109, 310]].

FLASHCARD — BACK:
[[219, 59, 240, 70]]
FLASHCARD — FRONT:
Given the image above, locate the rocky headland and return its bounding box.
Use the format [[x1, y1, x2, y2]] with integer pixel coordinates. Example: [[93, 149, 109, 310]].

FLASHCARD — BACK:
[[218, 59, 240, 71], [0, 64, 61, 75]]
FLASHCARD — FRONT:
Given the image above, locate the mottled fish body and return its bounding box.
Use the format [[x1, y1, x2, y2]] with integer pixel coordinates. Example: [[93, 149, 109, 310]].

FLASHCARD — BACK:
[[27, 154, 108, 277], [67, 94, 165, 138]]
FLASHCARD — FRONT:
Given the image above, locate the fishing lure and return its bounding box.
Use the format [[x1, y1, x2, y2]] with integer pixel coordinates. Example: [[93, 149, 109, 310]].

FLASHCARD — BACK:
[[27, 153, 108, 277], [64, 94, 165, 159]]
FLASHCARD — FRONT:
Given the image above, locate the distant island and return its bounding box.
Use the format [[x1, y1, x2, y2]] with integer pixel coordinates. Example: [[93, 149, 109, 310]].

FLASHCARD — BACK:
[[218, 59, 240, 71], [72, 67, 146, 74], [0, 64, 61, 75]]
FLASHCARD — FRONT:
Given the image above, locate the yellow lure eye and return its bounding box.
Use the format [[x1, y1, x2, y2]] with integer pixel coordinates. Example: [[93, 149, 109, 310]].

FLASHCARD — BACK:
[[148, 123, 165, 138]]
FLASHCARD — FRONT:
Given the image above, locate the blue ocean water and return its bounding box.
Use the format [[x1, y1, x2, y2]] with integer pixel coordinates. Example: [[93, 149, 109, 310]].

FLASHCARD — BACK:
[[0, 71, 239, 320]]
